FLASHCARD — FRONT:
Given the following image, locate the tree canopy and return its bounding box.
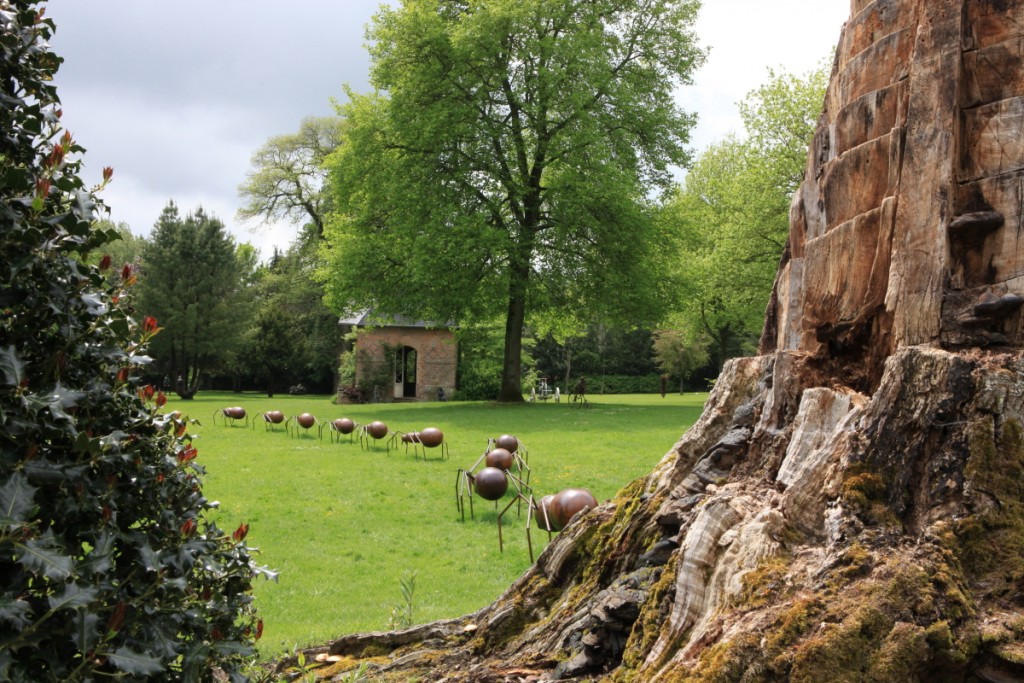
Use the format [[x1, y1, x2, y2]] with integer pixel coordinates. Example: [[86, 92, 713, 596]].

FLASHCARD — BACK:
[[662, 63, 828, 369], [321, 0, 704, 401], [136, 202, 252, 398], [237, 116, 344, 237]]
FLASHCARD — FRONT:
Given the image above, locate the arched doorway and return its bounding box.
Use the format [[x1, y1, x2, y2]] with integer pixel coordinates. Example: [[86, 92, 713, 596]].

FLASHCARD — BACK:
[[394, 346, 418, 399]]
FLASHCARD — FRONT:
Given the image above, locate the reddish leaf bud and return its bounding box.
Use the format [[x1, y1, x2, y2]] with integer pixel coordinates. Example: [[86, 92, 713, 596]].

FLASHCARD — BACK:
[[180, 518, 197, 536], [116, 367, 129, 383], [142, 316, 158, 333], [232, 523, 249, 542], [35, 178, 51, 197], [155, 392, 167, 408], [121, 264, 132, 280], [255, 620, 264, 640], [178, 445, 198, 464], [99, 254, 112, 270], [107, 602, 127, 633], [211, 626, 223, 641], [102, 166, 114, 183]]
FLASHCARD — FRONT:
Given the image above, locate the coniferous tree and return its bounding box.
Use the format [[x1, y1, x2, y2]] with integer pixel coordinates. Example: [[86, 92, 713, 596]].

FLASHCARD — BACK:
[[137, 202, 251, 399]]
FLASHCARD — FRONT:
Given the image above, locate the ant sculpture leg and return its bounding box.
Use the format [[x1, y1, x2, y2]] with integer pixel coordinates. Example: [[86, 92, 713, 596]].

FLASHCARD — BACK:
[[454, 447, 489, 519], [508, 457, 531, 517], [497, 488, 536, 561], [455, 469, 476, 521], [387, 431, 402, 455]]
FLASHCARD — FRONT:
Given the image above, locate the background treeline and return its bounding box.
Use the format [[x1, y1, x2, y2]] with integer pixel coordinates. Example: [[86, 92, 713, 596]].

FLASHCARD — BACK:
[[102, 64, 828, 400]]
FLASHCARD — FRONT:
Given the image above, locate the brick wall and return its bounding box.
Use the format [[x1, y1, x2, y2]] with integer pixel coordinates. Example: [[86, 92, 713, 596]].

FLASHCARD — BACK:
[[350, 327, 457, 401]]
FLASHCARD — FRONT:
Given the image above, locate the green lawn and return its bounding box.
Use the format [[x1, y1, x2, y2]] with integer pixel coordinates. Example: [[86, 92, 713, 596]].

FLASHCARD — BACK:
[[167, 391, 707, 656]]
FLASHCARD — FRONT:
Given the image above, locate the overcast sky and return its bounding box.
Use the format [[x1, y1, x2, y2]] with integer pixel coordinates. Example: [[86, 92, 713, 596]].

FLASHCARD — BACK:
[[46, 1, 850, 259]]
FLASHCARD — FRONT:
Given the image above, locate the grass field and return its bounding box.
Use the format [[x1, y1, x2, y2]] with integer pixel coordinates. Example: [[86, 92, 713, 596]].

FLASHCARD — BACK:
[[167, 391, 707, 656]]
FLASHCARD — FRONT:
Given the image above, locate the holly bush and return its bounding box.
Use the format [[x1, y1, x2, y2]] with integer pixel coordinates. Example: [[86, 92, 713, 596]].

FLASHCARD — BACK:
[[0, 3, 272, 680]]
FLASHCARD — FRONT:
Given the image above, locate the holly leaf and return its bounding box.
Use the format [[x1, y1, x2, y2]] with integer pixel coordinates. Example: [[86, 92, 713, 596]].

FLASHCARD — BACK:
[[138, 543, 161, 572], [107, 646, 164, 675], [0, 345, 25, 386], [16, 532, 73, 580], [47, 582, 97, 612], [72, 610, 100, 652], [78, 530, 115, 575], [80, 292, 108, 316], [0, 472, 37, 530], [0, 597, 32, 629]]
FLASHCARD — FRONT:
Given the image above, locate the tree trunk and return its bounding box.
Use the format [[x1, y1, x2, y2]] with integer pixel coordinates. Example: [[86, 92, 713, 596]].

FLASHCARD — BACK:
[[498, 241, 532, 403], [280, 2, 1024, 680]]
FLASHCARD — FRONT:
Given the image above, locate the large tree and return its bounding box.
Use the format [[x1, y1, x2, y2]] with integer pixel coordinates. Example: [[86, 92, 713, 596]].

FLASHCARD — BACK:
[[322, 0, 704, 401], [137, 203, 251, 398], [236, 115, 344, 238]]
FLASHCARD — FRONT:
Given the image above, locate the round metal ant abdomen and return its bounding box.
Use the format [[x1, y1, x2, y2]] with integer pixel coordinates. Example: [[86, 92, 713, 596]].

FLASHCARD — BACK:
[[296, 413, 316, 429], [534, 494, 559, 531], [367, 421, 388, 439], [333, 418, 355, 434], [549, 488, 598, 529], [419, 427, 444, 448], [485, 447, 514, 470], [224, 406, 246, 419], [264, 410, 285, 424], [473, 467, 508, 501], [495, 434, 519, 453]]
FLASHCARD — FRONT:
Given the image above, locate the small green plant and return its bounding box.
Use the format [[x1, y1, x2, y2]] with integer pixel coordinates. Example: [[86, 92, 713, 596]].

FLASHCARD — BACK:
[[387, 570, 417, 630], [339, 662, 372, 683]]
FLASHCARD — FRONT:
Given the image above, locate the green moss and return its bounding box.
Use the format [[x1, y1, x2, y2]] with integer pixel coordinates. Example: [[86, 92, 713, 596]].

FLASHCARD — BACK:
[[620, 563, 678, 672], [765, 597, 823, 655], [994, 641, 1024, 665], [953, 417, 1024, 599], [864, 621, 928, 682], [735, 555, 791, 608], [836, 542, 874, 580], [356, 644, 391, 658], [841, 469, 897, 526], [680, 633, 761, 683]]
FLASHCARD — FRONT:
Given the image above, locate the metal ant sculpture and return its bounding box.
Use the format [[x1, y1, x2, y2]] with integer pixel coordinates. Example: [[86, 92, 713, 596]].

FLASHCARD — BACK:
[[455, 434, 532, 522], [360, 420, 392, 451], [213, 406, 248, 427], [255, 410, 286, 431], [503, 487, 598, 562], [328, 417, 359, 444], [391, 426, 449, 460], [287, 412, 319, 438], [532, 488, 598, 534]]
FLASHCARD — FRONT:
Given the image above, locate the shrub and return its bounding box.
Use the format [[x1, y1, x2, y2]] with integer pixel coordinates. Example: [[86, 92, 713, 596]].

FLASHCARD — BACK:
[[0, 4, 270, 680]]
